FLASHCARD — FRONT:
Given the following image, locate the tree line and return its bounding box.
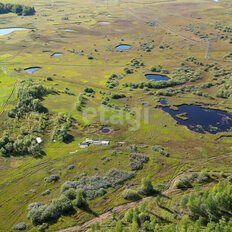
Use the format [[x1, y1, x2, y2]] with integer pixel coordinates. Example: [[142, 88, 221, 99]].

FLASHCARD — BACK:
[[0, 2, 35, 16]]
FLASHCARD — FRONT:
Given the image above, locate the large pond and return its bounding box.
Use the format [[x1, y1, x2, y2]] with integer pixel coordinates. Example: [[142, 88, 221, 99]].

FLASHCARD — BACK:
[[159, 100, 232, 134], [116, 44, 131, 50], [24, 67, 41, 74], [0, 28, 28, 37], [145, 74, 170, 81]]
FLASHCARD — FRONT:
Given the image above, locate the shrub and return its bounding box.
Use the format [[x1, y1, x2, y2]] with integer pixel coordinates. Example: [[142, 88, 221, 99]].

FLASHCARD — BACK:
[[63, 188, 76, 200], [196, 174, 210, 183], [13, 222, 26, 231], [111, 94, 126, 99], [61, 169, 136, 200], [67, 165, 75, 170], [27, 204, 47, 225], [138, 177, 154, 195], [72, 189, 87, 207], [41, 189, 50, 196], [47, 77, 53, 81], [121, 189, 140, 201], [42, 195, 73, 221], [44, 175, 59, 183], [106, 169, 136, 187], [175, 176, 192, 189], [129, 153, 149, 171], [38, 223, 48, 231], [84, 87, 94, 93]]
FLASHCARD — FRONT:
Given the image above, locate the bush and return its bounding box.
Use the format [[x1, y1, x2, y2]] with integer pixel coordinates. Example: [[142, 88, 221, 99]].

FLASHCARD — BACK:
[[138, 177, 154, 195], [61, 169, 136, 200], [111, 94, 126, 99], [106, 169, 136, 187], [72, 189, 87, 208], [84, 87, 94, 93], [129, 153, 149, 171], [42, 195, 73, 221], [121, 189, 140, 201], [42, 189, 50, 196], [44, 175, 59, 183], [196, 174, 210, 183], [63, 188, 76, 200], [13, 222, 26, 231], [175, 176, 192, 189]]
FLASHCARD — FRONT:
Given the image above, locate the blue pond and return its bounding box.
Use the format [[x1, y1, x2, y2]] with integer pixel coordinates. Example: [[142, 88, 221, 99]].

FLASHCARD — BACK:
[[52, 53, 63, 57], [24, 67, 41, 74], [116, 44, 131, 50], [159, 99, 168, 105], [0, 28, 28, 37], [145, 74, 170, 81], [159, 101, 232, 134]]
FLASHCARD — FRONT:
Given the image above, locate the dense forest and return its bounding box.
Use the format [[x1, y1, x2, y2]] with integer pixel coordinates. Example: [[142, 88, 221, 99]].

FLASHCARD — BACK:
[[0, 2, 35, 16]]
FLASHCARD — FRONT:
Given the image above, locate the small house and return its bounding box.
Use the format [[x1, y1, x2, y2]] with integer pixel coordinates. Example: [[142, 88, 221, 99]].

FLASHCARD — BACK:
[[79, 142, 90, 148], [36, 137, 42, 144], [93, 140, 102, 145], [102, 141, 110, 146], [85, 138, 93, 143]]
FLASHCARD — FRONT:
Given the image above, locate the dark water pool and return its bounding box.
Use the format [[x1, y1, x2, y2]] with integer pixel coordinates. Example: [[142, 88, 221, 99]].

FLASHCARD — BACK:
[[100, 127, 112, 134], [24, 67, 41, 74], [116, 44, 131, 50], [145, 74, 170, 81], [159, 101, 232, 134]]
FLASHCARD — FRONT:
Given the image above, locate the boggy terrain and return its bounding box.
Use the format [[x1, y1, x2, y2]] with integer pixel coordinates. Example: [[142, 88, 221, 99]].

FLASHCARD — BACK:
[[0, 0, 232, 231]]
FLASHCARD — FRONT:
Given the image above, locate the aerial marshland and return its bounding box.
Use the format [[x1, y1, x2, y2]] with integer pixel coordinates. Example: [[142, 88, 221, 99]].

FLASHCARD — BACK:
[[0, 0, 232, 231]]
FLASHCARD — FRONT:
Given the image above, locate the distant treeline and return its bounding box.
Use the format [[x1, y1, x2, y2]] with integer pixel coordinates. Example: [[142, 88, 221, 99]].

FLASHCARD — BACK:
[[0, 2, 35, 16]]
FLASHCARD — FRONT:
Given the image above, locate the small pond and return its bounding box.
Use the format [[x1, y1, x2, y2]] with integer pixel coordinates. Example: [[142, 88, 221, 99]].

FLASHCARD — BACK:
[[0, 28, 28, 37], [100, 127, 113, 134], [116, 44, 131, 50], [159, 101, 232, 134], [51, 53, 63, 57], [145, 74, 170, 81], [200, 37, 208, 40], [64, 29, 74, 32], [99, 22, 110, 25], [24, 67, 41, 74]]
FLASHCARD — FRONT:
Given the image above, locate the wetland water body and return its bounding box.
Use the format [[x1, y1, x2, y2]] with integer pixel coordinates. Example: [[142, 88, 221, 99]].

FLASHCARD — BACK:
[[159, 101, 232, 134], [145, 74, 170, 81], [0, 28, 28, 37], [100, 127, 112, 134], [24, 67, 41, 74], [51, 53, 63, 57], [116, 44, 131, 50]]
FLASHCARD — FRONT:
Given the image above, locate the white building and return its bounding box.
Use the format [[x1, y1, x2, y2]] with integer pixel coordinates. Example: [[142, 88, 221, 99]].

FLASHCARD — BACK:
[[36, 137, 42, 144], [102, 141, 110, 146], [93, 140, 102, 145], [79, 142, 90, 148]]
